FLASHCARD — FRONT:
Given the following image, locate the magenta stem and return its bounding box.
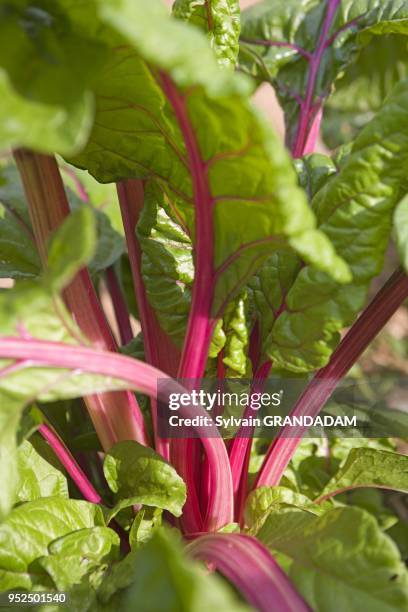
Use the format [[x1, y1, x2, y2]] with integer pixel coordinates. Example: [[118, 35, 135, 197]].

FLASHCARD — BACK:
[[160, 74, 216, 380], [292, 0, 341, 157], [199, 352, 226, 517], [38, 423, 101, 504], [187, 533, 310, 612], [105, 266, 134, 346], [228, 361, 272, 502], [255, 269, 408, 489], [160, 74, 233, 534]]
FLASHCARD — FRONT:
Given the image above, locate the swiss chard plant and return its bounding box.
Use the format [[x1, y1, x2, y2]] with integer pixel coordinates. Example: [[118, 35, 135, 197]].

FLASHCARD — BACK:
[[0, 0, 408, 610]]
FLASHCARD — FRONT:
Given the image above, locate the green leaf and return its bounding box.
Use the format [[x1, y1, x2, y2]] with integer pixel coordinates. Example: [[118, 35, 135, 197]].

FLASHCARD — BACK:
[[317, 448, 408, 502], [0, 162, 121, 280], [295, 154, 338, 200], [0, 164, 40, 279], [16, 439, 68, 503], [137, 183, 193, 345], [61, 166, 125, 273], [0, 497, 106, 590], [0, 0, 110, 156], [96, 550, 139, 606], [388, 521, 408, 561], [103, 441, 186, 519], [322, 35, 408, 148], [0, 69, 93, 156], [173, 0, 241, 69], [45, 206, 96, 292], [0, 396, 23, 522], [259, 81, 408, 371], [217, 289, 251, 376], [394, 194, 408, 272], [239, 0, 408, 150], [97, 0, 248, 96], [0, 0, 246, 156], [129, 507, 163, 549], [344, 488, 398, 531], [258, 506, 408, 612], [118, 529, 248, 611], [68, 196, 124, 276], [38, 527, 120, 591], [329, 437, 397, 462], [245, 485, 324, 531], [61, 163, 124, 233]]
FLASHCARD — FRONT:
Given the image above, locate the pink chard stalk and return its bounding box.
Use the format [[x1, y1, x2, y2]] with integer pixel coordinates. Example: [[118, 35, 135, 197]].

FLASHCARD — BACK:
[[159, 73, 234, 534]]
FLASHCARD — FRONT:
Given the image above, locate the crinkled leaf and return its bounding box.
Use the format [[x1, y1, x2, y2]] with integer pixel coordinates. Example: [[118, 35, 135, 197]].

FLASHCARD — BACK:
[[173, 0, 241, 69], [317, 448, 408, 501], [137, 183, 193, 345], [16, 439, 68, 503], [0, 0, 245, 155], [0, 497, 106, 590], [38, 527, 120, 591], [394, 194, 408, 272], [245, 485, 324, 531], [103, 441, 186, 519], [239, 0, 408, 150], [259, 81, 408, 371], [217, 289, 251, 376], [258, 506, 408, 612]]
